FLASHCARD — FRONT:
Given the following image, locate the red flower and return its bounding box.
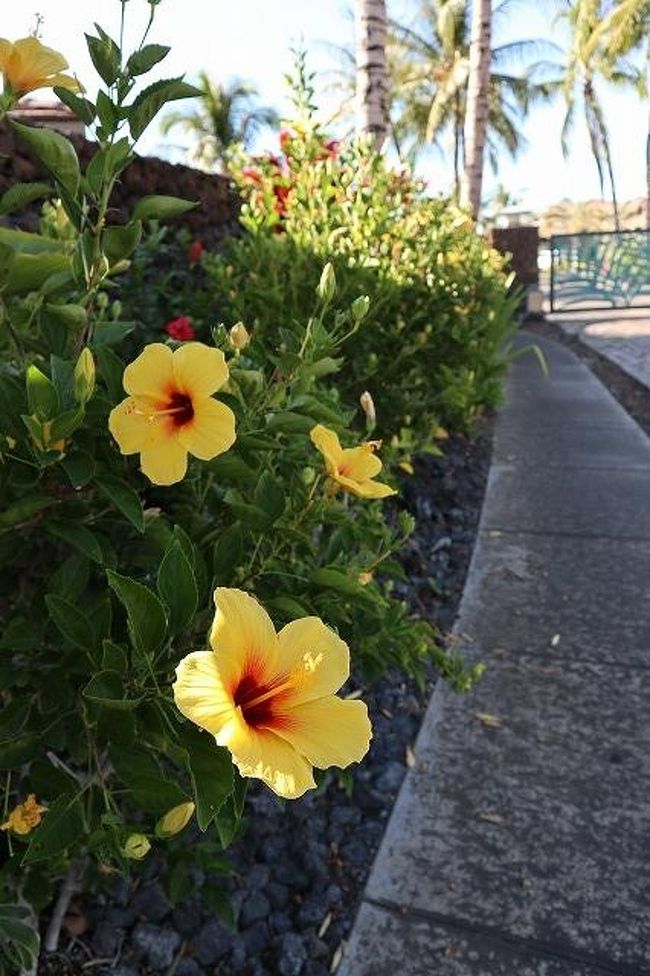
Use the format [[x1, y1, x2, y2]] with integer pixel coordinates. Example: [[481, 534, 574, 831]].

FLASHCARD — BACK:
[[241, 167, 262, 184], [187, 240, 203, 263], [279, 129, 294, 153], [165, 316, 196, 341], [273, 183, 290, 216]]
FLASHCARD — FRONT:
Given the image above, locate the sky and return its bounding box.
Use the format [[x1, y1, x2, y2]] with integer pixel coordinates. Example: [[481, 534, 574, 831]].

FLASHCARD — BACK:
[[4, 0, 647, 212]]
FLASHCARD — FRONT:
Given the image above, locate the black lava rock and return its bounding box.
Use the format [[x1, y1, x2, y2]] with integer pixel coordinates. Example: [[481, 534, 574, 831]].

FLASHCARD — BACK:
[[277, 931, 308, 976], [131, 923, 180, 970]]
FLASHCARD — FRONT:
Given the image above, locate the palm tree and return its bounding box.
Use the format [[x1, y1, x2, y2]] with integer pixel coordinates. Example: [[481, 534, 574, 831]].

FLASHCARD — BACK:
[[386, 2, 560, 194], [582, 0, 650, 226], [530, 0, 647, 231], [160, 73, 278, 173], [355, 0, 389, 147], [460, 0, 492, 216]]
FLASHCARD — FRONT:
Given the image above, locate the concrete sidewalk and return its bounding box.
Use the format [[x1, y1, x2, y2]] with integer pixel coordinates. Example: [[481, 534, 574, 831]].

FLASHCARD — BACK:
[[340, 332, 650, 976], [547, 308, 650, 390]]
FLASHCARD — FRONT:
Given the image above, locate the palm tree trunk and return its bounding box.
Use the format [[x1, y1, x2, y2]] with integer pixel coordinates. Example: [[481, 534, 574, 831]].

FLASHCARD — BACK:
[[355, 0, 388, 149], [460, 0, 492, 219], [453, 91, 461, 199]]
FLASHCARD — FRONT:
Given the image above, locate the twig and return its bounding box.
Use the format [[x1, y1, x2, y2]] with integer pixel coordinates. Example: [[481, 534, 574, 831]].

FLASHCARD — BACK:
[[44, 859, 82, 953]]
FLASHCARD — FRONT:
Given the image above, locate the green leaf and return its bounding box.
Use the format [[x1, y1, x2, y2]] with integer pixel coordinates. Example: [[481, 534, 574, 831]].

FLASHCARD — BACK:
[[215, 771, 247, 848], [254, 470, 285, 522], [48, 553, 90, 600], [0, 732, 40, 769], [22, 793, 85, 864], [26, 364, 58, 419], [181, 726, 234, 831], [49, 406, 84, 441], [310, 567, 378, 606], [157, 540, 198, 635], [0, 494, 53, 529], [85, 27, 121, 85], [265, 411, 315, 434], [47, 521, 104, 564], [96, 90, 120, 133], [0, 182, 52, 216], [101, 639, 128, 672], [211, 522, 243, 584], [45, 594, 96, 651], [128, 77, 202, 141], [4, 251, 70, 295], [83, 670, 139, 709], [11, 121, 80, 197], [103, 221, 142, 262], [106, 570, 167, 658], [53, 86, 96, 124], [132, 195, 197, 221], [95, 345, 124, 401], [110, 746, 189, 812], [60, 450, 95, 489], [126, 43, 170, 75], [89, 321, 135, 347], [0, 904, 40, 972], [95, 475, 144, 532], [0, 241, 16, 289]]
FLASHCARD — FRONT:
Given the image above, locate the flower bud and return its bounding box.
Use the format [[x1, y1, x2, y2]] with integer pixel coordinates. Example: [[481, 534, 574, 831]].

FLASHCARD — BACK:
[[74, 347, 95, 404], [317, 263, 336, 305], [123, 834, 151, 859], [301, 466, 316, 486], [155, 801, 195, 838], [229, 321, 250, 351], [358, 571, 373, 586], [351, 295, 370, 323], [359, 391, 376, 427]]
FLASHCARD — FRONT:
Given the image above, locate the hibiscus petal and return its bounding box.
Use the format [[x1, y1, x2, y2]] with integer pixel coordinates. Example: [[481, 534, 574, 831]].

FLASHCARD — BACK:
[[340, 445, 383, 481], [108, 397, 155, 454], [0, 39, 13, 72], [173, 651, 235, 735], [172, 343, 229, 396], [336, 473, 396, 498], [14, 37, 68, 79], [276, 696, 372, 769], [123, 343, 174, 399], [309, 424, 342, 475], [277, 617, 349, 705], [139, 438, 188, 485], [220, 711, 316, 799], [210, 588, 279, 691], [177, 397, 236, 460]]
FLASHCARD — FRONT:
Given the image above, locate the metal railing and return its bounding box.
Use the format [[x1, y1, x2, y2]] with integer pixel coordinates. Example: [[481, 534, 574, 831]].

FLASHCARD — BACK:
[[549, 229, 650, 313]]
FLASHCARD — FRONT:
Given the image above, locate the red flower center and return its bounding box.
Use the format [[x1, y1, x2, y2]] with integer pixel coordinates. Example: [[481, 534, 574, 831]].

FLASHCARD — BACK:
[[233, 672, 294, 730], [166, 391, 194, 428]]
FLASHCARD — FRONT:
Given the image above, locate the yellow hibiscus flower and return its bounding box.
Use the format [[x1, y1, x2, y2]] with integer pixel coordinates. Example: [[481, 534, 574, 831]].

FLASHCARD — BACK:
[[108, 342, 236, 486], [310, 424, 396, 499], [173, 588, 372, 799], [0, 37, 80, 95], [1, 794, 46, 835]]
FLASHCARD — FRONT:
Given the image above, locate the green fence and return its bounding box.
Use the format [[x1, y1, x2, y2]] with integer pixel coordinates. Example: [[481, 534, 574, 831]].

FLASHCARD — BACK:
[[550, 230, 650, 312]]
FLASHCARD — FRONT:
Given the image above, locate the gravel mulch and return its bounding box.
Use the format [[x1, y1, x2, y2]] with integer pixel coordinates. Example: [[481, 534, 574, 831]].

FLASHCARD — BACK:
[[38, 431, 493, 976], [524, 317, 650, 437]]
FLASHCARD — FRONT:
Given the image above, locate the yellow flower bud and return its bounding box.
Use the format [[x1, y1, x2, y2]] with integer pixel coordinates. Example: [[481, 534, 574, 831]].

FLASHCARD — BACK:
[[358, 571, 373, 586], [359, 391, 376, 429], [317, 262, 336, 305], [229, 322, 250, 351], [74, 347, 95, 404], [123, 834, 151, 859], [155, 801, 195, 838]]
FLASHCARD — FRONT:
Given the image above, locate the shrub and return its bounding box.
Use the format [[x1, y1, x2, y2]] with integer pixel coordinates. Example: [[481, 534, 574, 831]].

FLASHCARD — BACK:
[[208, 68, 518, 448], [0, 12, 483, 966]]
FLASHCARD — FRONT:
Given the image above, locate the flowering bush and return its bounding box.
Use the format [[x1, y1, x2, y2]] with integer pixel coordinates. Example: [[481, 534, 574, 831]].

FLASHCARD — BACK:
[[0, 12, 484, 967], [213, 70, 518, 448]]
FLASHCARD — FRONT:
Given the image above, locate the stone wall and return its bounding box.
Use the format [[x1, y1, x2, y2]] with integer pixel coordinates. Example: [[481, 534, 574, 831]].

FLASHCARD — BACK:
[[0, 124, 241, 247], [487, 225, 539, 289]]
